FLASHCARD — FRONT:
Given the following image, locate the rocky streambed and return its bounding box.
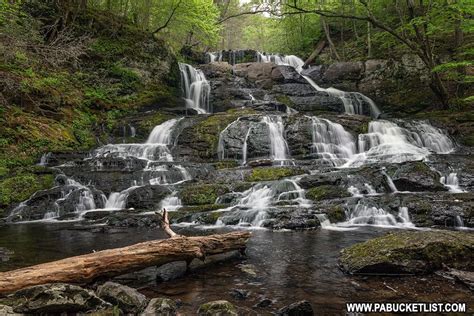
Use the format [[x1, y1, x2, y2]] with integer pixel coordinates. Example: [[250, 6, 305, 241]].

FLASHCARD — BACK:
[[1, 51, 473, 314]]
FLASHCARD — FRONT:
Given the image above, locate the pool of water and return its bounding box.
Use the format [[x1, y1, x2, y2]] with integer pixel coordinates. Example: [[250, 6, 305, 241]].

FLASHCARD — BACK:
[[0, 223, 472, 314]]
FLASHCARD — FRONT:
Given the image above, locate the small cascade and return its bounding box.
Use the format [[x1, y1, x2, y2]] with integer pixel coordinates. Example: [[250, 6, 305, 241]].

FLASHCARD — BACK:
[[257, 52, 381, 118], [215, 180, 308, 227], [344, 120, 455, 167], [381, 169, 398, 193], [364, 183, 378, 195], [157, 192, 182, 212], [93, 118, 181, 161], [455, 215, 465, 228], [341, 202, 415, 228], [309, 116, 356, 166], [75, 190, 96, 212], [176, 165, 192, 182], [440, 173, 464, 193], [178, 62, 211, 114], [38, 152, 51, 166], [103, 186, 139, 210], [242, 127, 252, 165], [348, 186, 362, 197], [262, 116, 291, 165]]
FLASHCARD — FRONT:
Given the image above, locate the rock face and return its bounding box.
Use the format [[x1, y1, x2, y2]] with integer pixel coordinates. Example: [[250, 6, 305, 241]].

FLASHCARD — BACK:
[[96, 282, 148, 314], [302, 55, 433, 112], [276, 300, 315, 316], [339, 231, 474, 275], [197, 300, 238, 316], [388, 162, 446, 192], [8, 283, 109, 314]]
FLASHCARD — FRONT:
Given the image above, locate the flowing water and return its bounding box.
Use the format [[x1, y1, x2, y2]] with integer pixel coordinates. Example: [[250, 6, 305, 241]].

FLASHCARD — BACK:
[[261, 116, 291, 165], [178, 62, 211, 113]]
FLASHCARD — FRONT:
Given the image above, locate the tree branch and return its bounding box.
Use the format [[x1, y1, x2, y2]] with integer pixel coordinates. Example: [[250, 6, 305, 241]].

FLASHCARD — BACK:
[[153, 0, 182, 33]]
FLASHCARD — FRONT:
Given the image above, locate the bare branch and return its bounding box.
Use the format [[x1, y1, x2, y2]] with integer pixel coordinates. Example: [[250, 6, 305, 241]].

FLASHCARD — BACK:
[[153, 0, 182, 33]]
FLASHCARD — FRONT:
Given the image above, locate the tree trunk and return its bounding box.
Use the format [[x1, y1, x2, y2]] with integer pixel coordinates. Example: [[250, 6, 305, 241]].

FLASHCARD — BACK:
[[303, 39, 327, 67], [321, 17, 341, 61], [0, 231, 251, 295]]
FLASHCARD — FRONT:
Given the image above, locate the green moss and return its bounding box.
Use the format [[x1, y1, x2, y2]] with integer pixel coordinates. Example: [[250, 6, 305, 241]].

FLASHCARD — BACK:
[[461, 134, 474, 147], [327, 205, 346, 223], [306, 185, 350, 201], [0, 173, 54, 206], [356, 121, 369, 134], [276, 95, 295, 107], [179, 204, 226, 213], [340, 231, 474, 274], [200, 211, 224, 225], [138, 111, 173, 134], [245, 167, 304, 182], [198, 300, 237, 316], [214, 160, 239, 170], [179, 184, 230, 205]]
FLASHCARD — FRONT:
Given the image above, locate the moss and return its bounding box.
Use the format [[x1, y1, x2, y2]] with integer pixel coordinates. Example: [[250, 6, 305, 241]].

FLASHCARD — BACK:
[[200, 211, 224, 225], [178, 184, 230, 205], [198, 300, 237, 316], [138, 112, 173, 134], [214, 160, 239, 170], [306, 185, 350, 201], [276, 95, 295, 107], [0, 173, 54, 206], [179, 204, 226, 213], [356, 121, 369, 134], [340, 231, 474, 275], [327, 205, 346, 223], [245, 167, 304, 182], [461, 134, 474, 147]]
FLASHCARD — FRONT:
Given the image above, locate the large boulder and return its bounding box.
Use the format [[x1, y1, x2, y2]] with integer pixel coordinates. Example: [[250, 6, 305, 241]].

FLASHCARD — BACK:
[[96, 282, 148, 314], [197, 300, 238, 316], [322, 61, 364, 83], [126, 185, 171, 210], [388, 162, 446, 192], [8, 283, 109, 314], [339, 231, 474, 275]]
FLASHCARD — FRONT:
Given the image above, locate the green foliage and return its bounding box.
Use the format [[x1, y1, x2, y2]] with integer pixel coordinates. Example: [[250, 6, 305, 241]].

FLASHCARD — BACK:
[[179, 184, 230, 205], [71, 110, 97, 148], [0, 173, 54, 206], [245, 167, 304, 182], [306, 185, 350, 201]]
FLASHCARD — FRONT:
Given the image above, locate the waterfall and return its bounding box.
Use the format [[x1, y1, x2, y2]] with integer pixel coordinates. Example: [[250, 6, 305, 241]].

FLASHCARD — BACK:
[[381, 169, 398, 193], [364, 184, 378, 195], [103, 186, 139, 210], [242, 127, 252, 165], [178, 62, 211, 114], [440, 173, 464, 193], [348, 186, 362, 197], [309, 116, 356, 166], [262, 116, 291, 165], [257, 52, 381, 118], [344, 120, 454, 167], [215, 180, 308, 227], [93, 118, 181, 161], [38, 152, 51, 166]]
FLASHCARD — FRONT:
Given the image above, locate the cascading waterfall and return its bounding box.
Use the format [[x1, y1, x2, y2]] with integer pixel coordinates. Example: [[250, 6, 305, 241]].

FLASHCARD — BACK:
[[215, 180, 309, 227], [257, 52, 381, 118], [381, 169, 398, 193], [440, 173, 464, 193], [309, 116, 356, 166], [262, 116, 291, 165], [341, 203, 414, 228], [344, 120, 455, 167], [242, 127, 252, 165], [93, 118, 181, 161], [38, 152, 51, 166], [178, 62, 211, 114], [103, 186, 139, 210]]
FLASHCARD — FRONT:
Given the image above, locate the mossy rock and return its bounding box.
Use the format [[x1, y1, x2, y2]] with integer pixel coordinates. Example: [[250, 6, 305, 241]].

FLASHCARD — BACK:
[[137, 111, 173, 134], [179, 204, 226, 213], [198, 300, 237, 316], [276, 95, 295, 107], [327, 205, 346, 223], [200, 211, 224, 225], [178, 184, 230, 206], [306, 185, 350, 201], [214, 160, 239, 170], [0, 173, 54, 207], [245, 167, 304, 182], [339, 231, 474, 275]]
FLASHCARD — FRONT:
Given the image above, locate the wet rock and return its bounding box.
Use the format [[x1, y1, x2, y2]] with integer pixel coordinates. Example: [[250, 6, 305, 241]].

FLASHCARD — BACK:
[[9, 283, 109, 314], [271, 65, 307, 84], [197, 300, 238, 316], [102, 212, 162, 227], [0, 304, 20, 315], [254, 298, 273, 308], [388, 161, 446, 192], [0, 247, 13, 262], [97, 281, 148, 314], [276, 300, 314, 316], [156, 261, 187, 282], [322, 61, 364, 83], [230, 289, 250, 300], [306, 185, 351, 201], [339, 231, 474, 275], [199, 62, 233, 78], [126, 185, 171, 210], [300, 65, 326, 82], [141, 297, 178, 316], [234, 62, 275, 83], [438, 269, 474, 291], [265, 207, 321, 230]]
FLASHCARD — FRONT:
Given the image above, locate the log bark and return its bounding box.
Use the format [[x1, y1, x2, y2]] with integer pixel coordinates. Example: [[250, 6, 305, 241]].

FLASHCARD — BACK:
[[303, 39, 326, 68], [0, 231, 251, 295]]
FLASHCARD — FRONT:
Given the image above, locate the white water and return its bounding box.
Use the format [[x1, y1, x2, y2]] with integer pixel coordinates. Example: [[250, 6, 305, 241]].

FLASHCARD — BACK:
[[341, 203, 414, 228], [38, 152, 51, 166], [309, 116, 356, 166], [381, 169, 398, 193], [440, 173, 464, 193], [242, 127, 252, 165], [344, 120, 454, 167], [257, 52, 381, 118], [262, 116, 291, 165], [178, 62, 211, 114], [103, 186, 139, 210], [93, 118, 181, 161], [159, 192, 182, 212]]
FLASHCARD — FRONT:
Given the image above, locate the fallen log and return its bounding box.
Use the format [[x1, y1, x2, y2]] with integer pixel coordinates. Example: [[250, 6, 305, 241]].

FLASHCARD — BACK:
[[0, 210, 251, 295]]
